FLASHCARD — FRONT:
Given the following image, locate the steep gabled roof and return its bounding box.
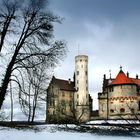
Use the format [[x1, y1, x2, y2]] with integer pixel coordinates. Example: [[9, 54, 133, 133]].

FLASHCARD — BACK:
[[110, 69, 136, 86], [52, 76, 75, 91]]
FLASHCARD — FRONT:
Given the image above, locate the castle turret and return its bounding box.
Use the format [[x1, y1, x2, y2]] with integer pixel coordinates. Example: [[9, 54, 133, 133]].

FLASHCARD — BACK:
[[74, 55, 90, 122]]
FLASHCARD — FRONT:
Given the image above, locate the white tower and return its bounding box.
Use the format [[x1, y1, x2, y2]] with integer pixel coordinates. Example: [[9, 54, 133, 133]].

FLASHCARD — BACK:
[[74, 55, 90, 122]]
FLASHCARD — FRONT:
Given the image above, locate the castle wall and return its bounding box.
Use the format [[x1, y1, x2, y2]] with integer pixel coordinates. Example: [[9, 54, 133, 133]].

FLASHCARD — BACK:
[[108, 85, 138, 119], [46, 83, 75, 123]]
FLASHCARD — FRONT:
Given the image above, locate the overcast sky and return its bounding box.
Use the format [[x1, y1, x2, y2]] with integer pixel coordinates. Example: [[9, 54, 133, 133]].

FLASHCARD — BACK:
[[49, 0, 140, 99]]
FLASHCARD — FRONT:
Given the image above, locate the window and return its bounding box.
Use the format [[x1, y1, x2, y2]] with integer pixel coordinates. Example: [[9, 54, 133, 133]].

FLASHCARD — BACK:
[[61, 100, 66, 109], [110, 109, 114, 113], [109, 87, 114, 92], [77, 80, 79, 84], [69, 101, 72, 106], [77, 71, 79, 75], [53, 110, 55, 115], [86, 94, 88, 99], [62, 91, 65, 97], [139, 101, 140, 110], [50, 99, 54, 106], [81, 65, 83, 68], [131, 108, 135, 113], [77, 87, 79, 91], [70, 93, 72, 97], [120, 108, 125, 113], [77, 101, 79, 105], [77, 94, 79, 98], [85, 71, 87, 75]]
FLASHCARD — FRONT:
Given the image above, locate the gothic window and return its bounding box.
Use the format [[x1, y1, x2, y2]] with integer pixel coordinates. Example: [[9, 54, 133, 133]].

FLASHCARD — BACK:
[[120, 108, 125, 113]]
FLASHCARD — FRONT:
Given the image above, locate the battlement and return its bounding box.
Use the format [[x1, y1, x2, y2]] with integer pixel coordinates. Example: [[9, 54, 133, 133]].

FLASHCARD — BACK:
[[98, 92, 107, 99], [75, 55, 88, 62]]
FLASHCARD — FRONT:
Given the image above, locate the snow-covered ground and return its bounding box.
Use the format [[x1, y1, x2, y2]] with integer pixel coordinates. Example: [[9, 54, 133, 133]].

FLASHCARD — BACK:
[[0, 125, 139, 140], [87, 120, 140, 124]]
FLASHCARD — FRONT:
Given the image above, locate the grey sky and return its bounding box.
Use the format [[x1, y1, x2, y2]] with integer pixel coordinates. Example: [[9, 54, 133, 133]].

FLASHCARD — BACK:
[[49, 0, 140, 98]]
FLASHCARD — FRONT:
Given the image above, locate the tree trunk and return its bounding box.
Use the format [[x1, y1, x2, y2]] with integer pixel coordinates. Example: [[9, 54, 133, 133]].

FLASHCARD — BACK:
[[10, 81, 13, 122], [0, 48, 19, 109], [0, 12, 15, 52], [31, 92, 38, 122]]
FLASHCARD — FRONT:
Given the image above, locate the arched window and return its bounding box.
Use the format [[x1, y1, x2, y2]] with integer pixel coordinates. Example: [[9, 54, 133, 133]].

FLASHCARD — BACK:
[[110, 109, 114, 113], [120, 108, 125, 113]]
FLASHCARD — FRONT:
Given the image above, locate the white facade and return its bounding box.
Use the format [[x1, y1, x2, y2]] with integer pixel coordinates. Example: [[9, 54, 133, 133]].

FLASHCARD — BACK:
[[74, 55, 90, 122], [75, 55, 89, 105]]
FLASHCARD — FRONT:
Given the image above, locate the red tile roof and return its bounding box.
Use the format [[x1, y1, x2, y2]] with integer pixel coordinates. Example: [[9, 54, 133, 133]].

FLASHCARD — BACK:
[[130, 78, 140, 86], [110, 70, 136, 86]]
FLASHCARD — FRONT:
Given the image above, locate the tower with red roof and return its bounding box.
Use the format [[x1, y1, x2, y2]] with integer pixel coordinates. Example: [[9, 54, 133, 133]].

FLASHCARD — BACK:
[[98, 66, 140, 119]]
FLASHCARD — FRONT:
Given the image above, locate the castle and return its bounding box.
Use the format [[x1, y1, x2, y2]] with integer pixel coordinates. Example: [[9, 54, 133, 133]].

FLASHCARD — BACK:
[[98, 66, 140, 120], [46, 55, 140, 123], [46, 55, 93, 123]]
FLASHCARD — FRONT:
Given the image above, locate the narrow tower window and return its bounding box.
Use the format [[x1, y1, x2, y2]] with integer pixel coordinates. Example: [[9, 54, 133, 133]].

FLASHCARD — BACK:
[[77, 94, 79, 98], [77, 80, 79, 84], [77, 71, 79, 75]]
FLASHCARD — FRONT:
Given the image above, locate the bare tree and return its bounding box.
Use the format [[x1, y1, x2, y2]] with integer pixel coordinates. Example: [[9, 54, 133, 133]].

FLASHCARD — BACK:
[[0, 0, 18, 52], [9, 81, 13, 122], [19, 61, 51, 122], [0, 0, 67, 109]]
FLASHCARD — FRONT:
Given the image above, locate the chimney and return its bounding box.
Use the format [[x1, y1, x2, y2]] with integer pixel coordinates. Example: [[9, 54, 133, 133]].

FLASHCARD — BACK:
[[103, 74, 106, 80], [136, 74, 138, 79], [127, 71, 129, 77], [68, 78, 71, 84]]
